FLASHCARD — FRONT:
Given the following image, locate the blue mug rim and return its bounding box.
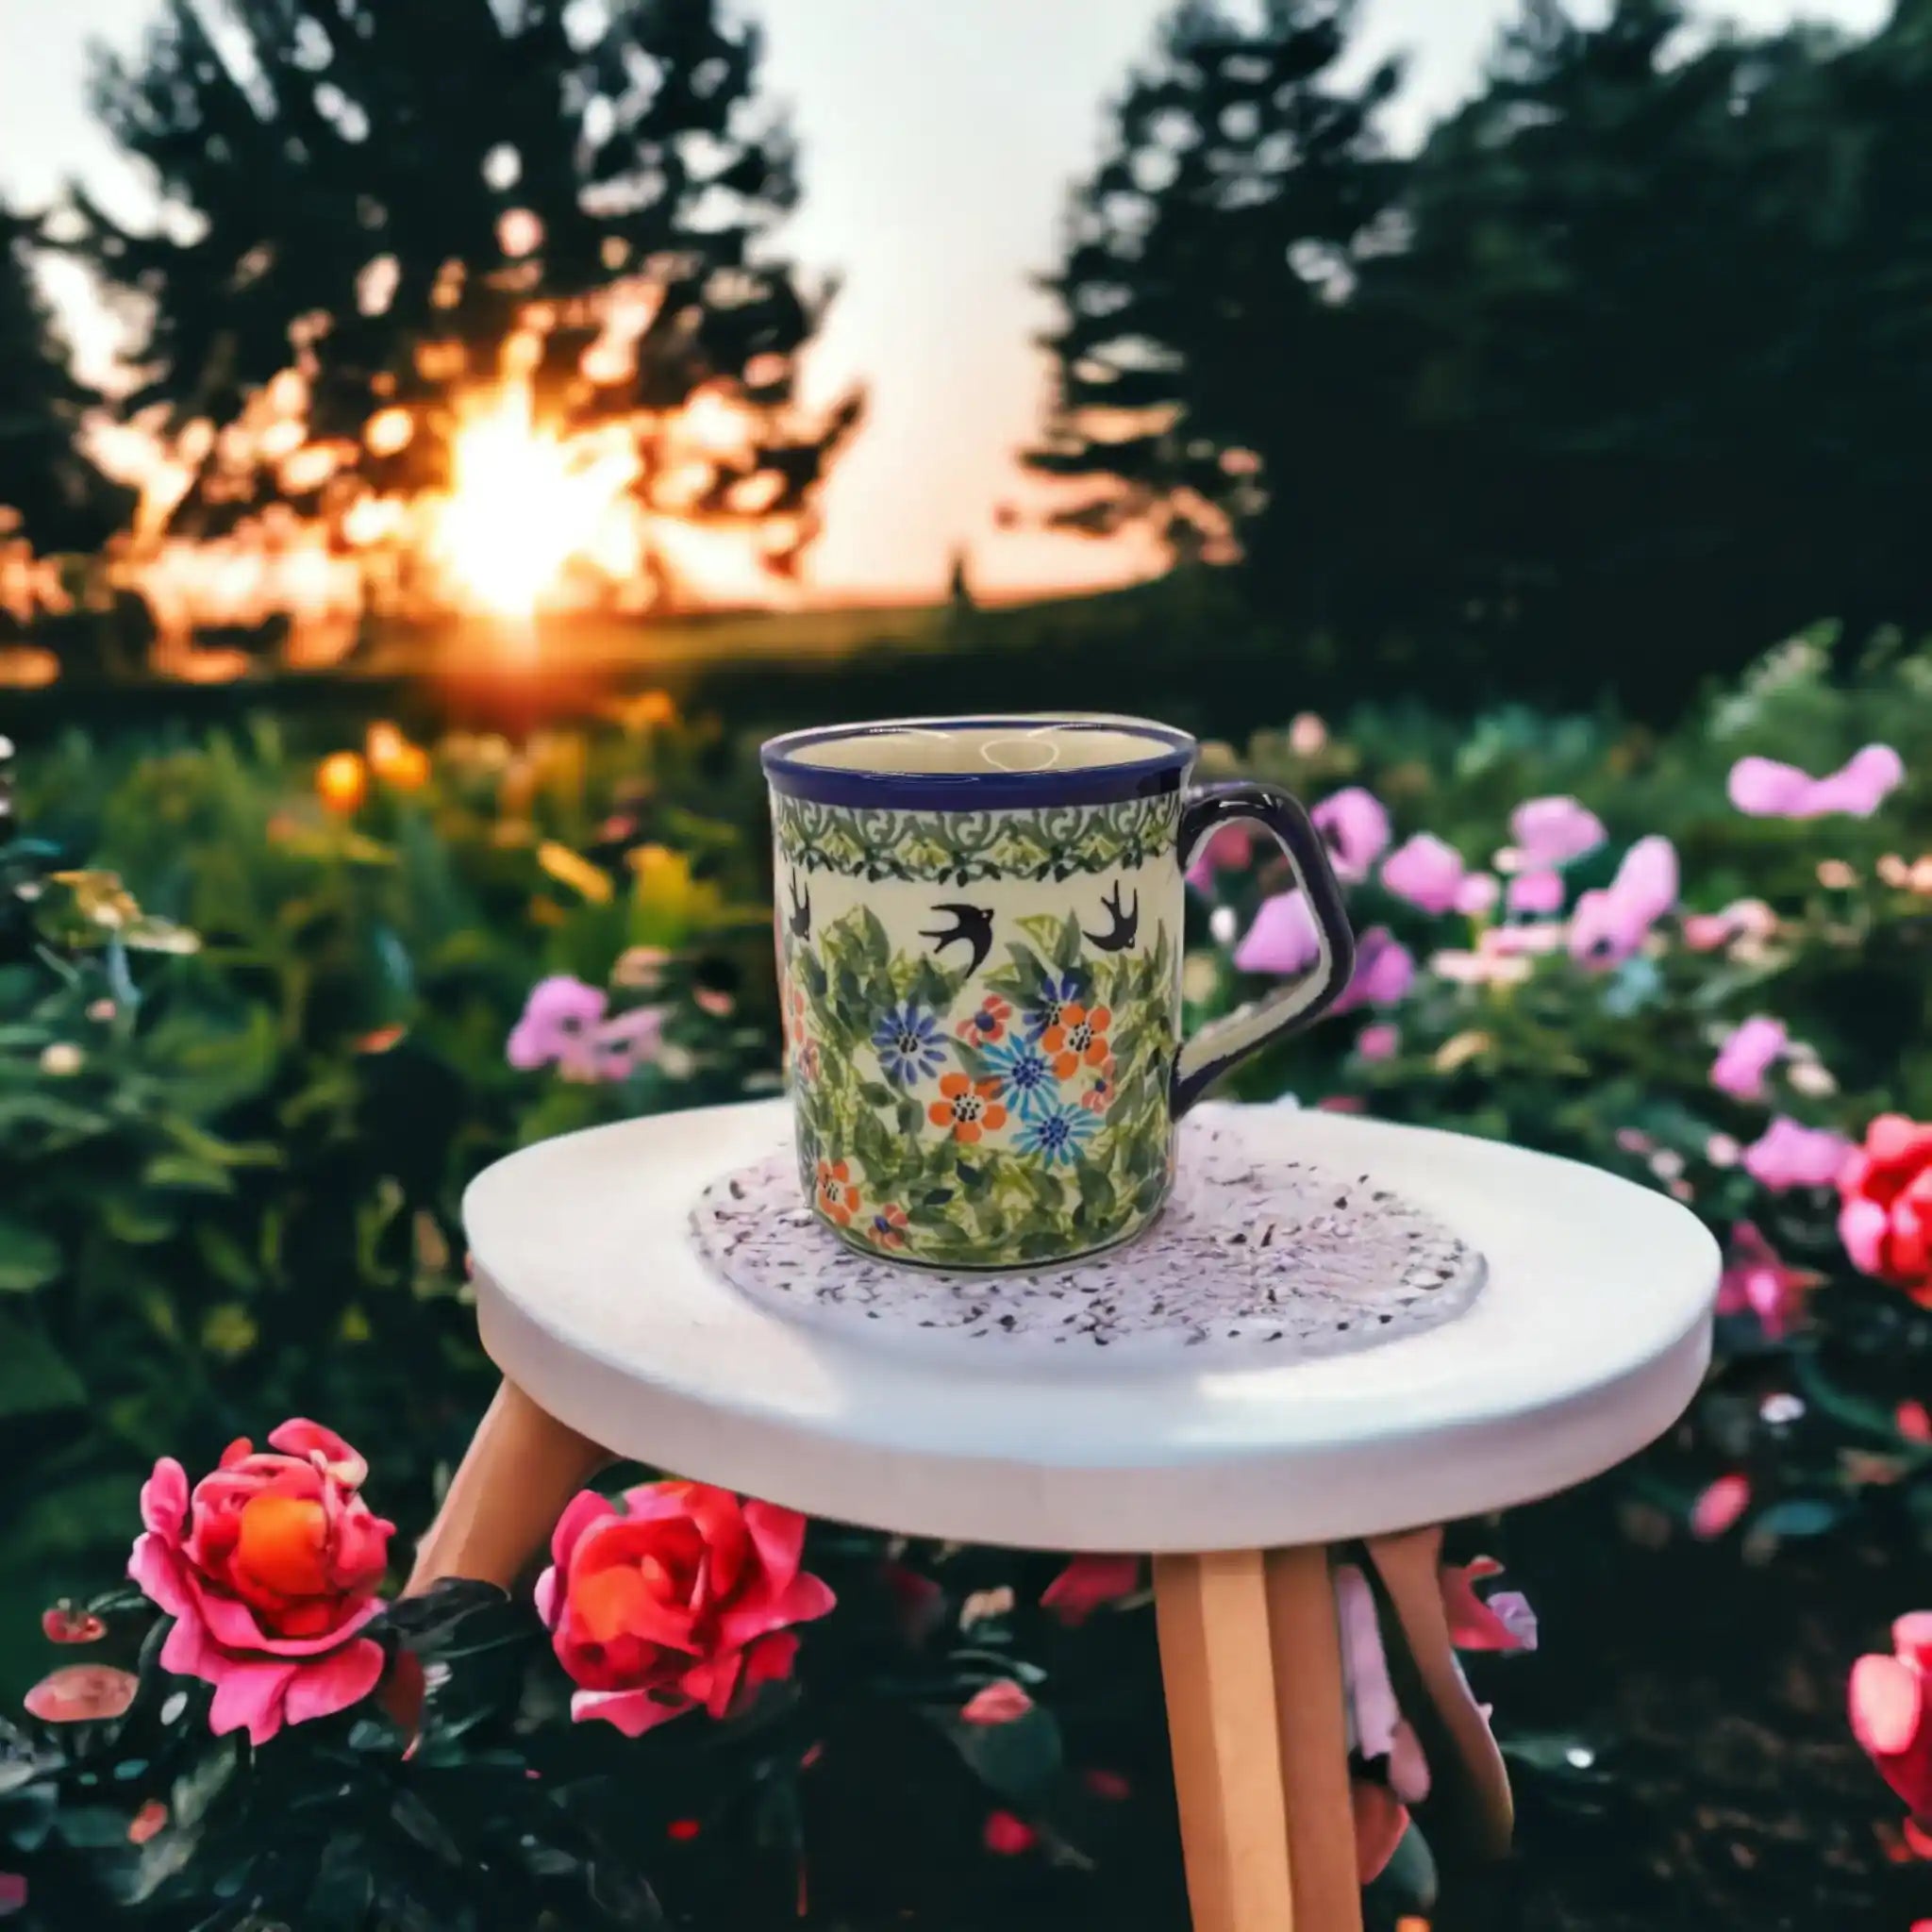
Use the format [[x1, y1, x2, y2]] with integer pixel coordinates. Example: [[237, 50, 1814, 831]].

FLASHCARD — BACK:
[[762, 713, 1195, 809]]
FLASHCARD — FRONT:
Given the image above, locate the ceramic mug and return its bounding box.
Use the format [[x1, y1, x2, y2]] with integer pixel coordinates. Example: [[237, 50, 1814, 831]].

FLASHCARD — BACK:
[[762, 713, 1354, 1269]]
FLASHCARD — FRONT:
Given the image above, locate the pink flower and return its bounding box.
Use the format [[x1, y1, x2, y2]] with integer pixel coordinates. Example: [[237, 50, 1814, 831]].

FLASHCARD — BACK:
[[1683, 898, 1779, 954], [1690, 1473, 1752, 1539], [1379, 834, 1465, 914], [507, 975, 608, 1075], [1728, 743, 1904, 820], [126, 1800, 168, 1845], [1507, 869, 1564, 916], [960, 1679, 1034, 1724], [536, 1480, 834, 1736], [1569, 837, 1677, 967], [1185, 822, 1257, 892], [1900, 1402, 1932, 1444], [40, 1604, 105, 1645], [1511, 795, 1606, 869], [1330, 927, 1415, 1015], [1439, 1557, 1538, 1653], [1311, 788, 1391, 882], [0, 1874, 22, 1918], [1710, 1016, 1790, 1101], [1336, 1566, 1423, 1794], [1356, 1023, 1400, 1063], [1742, 1116, 1854, 1191], [24, 1664, 138, 1724], [1041, 1554, 1141, 1625], [1717, 1222, 1823, 1341], [983, 1810, 1038, 1856], [128, 1421, 392, 1745], [1455, 872, 1501, 916], [1288, 712, 1327, 758], [590, 1005, 666, 1080], [1851, 1613, 1932, 1820], [1351, 1779, 1409, 1886], [1232, 891, 1321, 974]]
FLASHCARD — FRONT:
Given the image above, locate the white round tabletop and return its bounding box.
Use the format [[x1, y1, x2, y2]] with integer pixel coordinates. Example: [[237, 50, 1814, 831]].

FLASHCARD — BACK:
[[463, 1098, 1719, 1553]]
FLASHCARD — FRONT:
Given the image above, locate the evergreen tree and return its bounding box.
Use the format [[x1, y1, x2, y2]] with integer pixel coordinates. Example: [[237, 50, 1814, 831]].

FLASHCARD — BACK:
[[1027, 0, 1404, 642], [1371, 0, 1859, 704], [0, 203, 131, 553], [72, 0, 859, 594]]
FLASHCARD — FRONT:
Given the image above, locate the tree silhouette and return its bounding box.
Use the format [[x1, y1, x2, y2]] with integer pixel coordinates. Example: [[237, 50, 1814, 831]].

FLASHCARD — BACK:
[[0, 202, 132, 554], [72, 0, 859, 601], [1372, 0, 1864, 704], [1027, 0, 1404, 638]]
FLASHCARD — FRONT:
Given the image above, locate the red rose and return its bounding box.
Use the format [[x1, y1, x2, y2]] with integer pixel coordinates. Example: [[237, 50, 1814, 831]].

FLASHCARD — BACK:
[[1839, 1115, 1932, 1304], [537, 1480, 835, 1736], [128, 1420, 393, 1743]]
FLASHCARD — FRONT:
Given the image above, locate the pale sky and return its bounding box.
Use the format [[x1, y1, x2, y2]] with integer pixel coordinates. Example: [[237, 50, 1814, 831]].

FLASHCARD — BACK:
[[0, 0, 1890, 604]]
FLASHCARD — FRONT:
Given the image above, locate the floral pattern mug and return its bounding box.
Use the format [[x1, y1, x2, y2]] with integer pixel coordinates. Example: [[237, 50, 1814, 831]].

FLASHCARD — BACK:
[[762, 714, 1354, 1269]]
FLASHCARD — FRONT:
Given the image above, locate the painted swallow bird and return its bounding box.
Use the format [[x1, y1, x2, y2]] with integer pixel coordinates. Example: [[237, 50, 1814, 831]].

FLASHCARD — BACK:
[[787, 879, 811, 941], [1084, 882, 1140, 952], [921, 903, 995, 977]]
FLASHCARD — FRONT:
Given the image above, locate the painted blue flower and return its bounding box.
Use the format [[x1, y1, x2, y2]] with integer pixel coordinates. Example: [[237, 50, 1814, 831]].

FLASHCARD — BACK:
[[1024, 971, 1086, 1042], [982, 1037, 1058, 1119], [872, 1002, 946, 1085], [1016, 1102, 1099, 1167]]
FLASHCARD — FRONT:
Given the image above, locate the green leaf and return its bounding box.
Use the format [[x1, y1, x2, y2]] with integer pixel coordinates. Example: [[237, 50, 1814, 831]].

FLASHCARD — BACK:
[[0, 1214, 61, 1291], [0, 1314, 84, 1415], [939, 1702, 1065, 1805]]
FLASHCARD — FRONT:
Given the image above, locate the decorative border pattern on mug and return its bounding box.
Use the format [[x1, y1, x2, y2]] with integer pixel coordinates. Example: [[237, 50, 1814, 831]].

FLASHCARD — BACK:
[[772, 792, 1180, 885], [782, 904, 1176, 1267]]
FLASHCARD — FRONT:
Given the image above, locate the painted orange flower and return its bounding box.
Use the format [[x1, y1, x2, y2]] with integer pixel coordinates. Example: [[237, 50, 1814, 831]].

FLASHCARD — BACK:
[[1041, 1004, 1112, 1081], [1080, 1055, 1118, 1115], [815, 1158, 860, 1225], [865, 1205, 909, 1248], [957, 996, 1011, 1045], [926, 1072, 1009, 1143]]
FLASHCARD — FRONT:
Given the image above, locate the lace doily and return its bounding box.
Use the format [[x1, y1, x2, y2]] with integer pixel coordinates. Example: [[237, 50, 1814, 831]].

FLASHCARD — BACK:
[[688, 1104, 1485, 1360]]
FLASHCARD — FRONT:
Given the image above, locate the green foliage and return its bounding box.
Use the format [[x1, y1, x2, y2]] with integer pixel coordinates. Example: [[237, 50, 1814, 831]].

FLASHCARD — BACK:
[[0, 709, 774, 1694]]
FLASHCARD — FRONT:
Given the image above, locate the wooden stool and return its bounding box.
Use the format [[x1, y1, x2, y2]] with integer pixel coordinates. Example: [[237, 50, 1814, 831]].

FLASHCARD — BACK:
[[411, 1099, 1718, 1929]]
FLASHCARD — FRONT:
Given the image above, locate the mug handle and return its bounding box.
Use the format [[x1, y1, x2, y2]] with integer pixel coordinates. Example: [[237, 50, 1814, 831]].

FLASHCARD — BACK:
[[1172, 780, 1356, 1116]]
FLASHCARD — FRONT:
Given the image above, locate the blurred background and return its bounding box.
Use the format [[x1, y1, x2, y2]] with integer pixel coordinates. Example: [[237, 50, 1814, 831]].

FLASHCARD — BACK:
[[7, 2, 1932, 1927]]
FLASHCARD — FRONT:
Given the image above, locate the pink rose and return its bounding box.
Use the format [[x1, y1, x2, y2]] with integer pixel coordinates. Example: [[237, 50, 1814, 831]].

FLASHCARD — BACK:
[[537, 1480, 835, 1736], [128, 1421, 392, 1745], [1851, 1613, 1932, 1822]]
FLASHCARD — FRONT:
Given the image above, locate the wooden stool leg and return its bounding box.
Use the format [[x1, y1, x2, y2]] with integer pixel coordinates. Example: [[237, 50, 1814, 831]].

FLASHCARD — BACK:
[[405, 1379, 611, 1594], [1266, 1547, 1365, 1932], [1155, 1547, 1364, 1932], [1155, 1550, 1297, 1930]]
